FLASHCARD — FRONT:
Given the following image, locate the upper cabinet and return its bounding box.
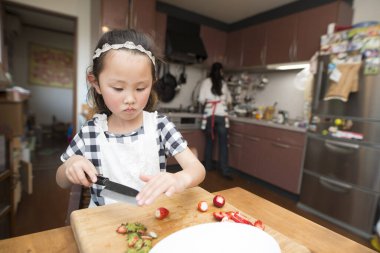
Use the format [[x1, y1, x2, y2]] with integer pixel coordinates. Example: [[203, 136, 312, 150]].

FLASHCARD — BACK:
[[225, 30, 243, 69], [200, 25, 227, 67], [242, 24, 267, 66], [101, 0, 129, 30], [101, 0, 155, 36], [227, 1, 353, 68], [265, 14, 298, 64], [130, 0, 156, 36], [155, 12, 167, 56], [295, 1, 353, 62]]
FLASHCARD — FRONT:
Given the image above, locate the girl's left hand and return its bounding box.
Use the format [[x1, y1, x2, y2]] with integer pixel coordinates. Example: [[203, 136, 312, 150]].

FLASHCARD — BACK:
[[136, 171, 191, 206]]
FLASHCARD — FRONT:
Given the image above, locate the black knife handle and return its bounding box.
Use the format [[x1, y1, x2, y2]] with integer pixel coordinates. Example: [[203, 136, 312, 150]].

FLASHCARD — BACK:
[[95, 175, 109, 186]]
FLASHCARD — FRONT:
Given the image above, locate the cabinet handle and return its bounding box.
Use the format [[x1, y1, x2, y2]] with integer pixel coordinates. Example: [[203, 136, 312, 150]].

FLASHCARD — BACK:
[[247, 136, 260, 142], [312, 61, 324, 111], [229, 143, 242, 148], [319, 176, 352, 193], [325, 139, 359, 150], [288, 43, 293, 61], [272, 142, 290, 149], [293, 40, 298, 61], [260, 48, 265, 65]]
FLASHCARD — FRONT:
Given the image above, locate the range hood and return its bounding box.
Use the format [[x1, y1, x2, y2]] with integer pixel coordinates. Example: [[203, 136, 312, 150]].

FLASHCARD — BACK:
[[165, 16, 207, 64]]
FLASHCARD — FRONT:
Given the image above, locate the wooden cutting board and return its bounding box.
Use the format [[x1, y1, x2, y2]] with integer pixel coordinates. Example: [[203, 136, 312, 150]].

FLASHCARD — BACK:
[[71, 187, 310, 253]]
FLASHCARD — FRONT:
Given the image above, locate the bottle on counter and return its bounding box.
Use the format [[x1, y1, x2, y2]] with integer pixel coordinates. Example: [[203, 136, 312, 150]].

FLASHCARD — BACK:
[[263, 102, 277, 121]]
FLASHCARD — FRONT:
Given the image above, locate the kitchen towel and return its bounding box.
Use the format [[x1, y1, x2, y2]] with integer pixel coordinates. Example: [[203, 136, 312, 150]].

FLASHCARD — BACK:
[[324, 63, 361, 102]]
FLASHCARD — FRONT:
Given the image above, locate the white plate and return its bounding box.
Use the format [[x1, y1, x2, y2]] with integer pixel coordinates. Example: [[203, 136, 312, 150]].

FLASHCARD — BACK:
[[151, 222, 281, 253]]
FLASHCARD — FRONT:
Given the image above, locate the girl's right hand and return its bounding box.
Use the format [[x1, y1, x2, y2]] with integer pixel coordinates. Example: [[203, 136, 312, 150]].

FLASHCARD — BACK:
[[64, 155, 98, 187]]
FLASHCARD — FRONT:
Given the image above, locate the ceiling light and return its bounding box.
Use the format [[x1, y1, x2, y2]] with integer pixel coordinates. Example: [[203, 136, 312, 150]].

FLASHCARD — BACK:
[[268, 62, 310, 70]]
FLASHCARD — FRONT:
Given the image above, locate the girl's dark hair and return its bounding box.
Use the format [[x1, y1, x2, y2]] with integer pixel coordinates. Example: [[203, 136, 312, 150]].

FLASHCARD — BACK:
[[209, 62, 224, 96], [87, 29, 158, 115]]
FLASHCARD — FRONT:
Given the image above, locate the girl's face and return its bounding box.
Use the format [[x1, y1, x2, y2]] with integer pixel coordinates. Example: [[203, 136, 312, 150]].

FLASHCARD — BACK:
[[94, 50, 153, 123]]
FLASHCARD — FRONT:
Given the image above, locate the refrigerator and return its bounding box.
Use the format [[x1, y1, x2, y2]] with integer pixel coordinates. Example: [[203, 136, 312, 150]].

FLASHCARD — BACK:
[[298, 25, 380, 239]]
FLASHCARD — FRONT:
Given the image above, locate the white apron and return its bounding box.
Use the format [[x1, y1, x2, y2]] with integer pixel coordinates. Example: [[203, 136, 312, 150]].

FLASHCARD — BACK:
[[89, 111, 160, 207]]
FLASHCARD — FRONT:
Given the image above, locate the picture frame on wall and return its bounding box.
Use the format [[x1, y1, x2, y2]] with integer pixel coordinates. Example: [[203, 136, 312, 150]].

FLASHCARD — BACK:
[[28, 43, 73, 89]]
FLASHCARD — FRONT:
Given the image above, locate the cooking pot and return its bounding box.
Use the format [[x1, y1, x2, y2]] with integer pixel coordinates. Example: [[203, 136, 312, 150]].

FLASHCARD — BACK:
[[155, 64, 177, 103]]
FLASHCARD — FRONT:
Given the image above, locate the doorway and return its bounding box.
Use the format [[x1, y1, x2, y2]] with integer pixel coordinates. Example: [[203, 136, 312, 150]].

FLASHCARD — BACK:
[[1, 1, 78, 237], [3, 1, 77, 137]]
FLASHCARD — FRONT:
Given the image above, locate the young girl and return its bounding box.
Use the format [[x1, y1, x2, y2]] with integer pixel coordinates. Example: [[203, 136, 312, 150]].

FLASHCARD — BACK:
[[56, 29, 205, 207]]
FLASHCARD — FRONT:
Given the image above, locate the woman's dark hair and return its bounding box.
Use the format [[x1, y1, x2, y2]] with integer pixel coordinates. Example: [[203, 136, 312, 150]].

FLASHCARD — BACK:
[[87, 29, 158, 115], [209, 62, 224, 96]]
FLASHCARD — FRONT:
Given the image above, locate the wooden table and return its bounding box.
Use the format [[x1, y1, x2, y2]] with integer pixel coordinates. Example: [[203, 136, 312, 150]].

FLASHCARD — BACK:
[[0, 187, 376, 253]]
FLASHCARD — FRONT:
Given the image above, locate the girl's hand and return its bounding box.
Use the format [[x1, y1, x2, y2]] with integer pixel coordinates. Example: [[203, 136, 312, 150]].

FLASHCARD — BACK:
[[136, 171, 192, 206], [64, 155, 98, 187]]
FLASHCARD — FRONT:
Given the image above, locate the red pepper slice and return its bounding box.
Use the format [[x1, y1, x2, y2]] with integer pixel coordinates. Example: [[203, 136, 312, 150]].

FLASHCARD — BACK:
[[230, 212, 254, 226], [253, 219, 265, 230]]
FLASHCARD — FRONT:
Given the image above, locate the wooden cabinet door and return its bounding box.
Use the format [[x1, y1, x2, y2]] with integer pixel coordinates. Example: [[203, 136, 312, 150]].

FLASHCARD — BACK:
[[265, 14, 297, 64], [200, 25, 227, 67], [239, 135, 262, 176], [166, 129, 205, 166], [228, 132, 243, 169], [225, 30, 243, 69], [257, 139, 304, 194], [242, 23, 267, 66], [131, 0, 156, 36], [295, 2, 353, 61], [155, 12, 167, 56], [101, 0, 129, 30]]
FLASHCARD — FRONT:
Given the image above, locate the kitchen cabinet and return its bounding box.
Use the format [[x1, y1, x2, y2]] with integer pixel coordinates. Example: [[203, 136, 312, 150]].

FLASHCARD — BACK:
[[101, 0, 156, 36], [227, 120, 306, 194], [227, 122, 245, 170], [225, 30, 243, 69], [101, 0, 129, 30], [265, 14, 298, 64], [200, 25, 227, 66], [254, 125, 305, 194], [242, 24, 267, 66], [166, 129, 205, 166], [0, 100, 27, 137], [295, 1, 353, 61], [0, 134, 16, 239], [257, 137, 305, 194], [265, 1, 353, 64], [155, 11, 167, 56], [238, 1, 353, 66], [130, 0, 156, 36]]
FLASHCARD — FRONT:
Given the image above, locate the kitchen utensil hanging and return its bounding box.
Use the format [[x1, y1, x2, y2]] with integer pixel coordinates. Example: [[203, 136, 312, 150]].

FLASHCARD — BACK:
[[178, 64, 187, 85], [155, 63, 177, 103]]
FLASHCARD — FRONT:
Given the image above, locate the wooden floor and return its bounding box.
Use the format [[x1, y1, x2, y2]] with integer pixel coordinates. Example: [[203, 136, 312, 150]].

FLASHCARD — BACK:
[[11, 136, 375, 251]]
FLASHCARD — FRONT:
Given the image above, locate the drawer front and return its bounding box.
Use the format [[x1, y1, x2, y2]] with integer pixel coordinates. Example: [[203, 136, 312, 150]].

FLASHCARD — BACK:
[[229, 122, 246, 134], [300, 171, 378, 234], [245, 124, 306, 146], [305, 134, 380, 191]]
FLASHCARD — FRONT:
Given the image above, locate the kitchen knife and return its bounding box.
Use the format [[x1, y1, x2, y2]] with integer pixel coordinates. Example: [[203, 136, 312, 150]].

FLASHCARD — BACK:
[[95, 175, 139, 203]]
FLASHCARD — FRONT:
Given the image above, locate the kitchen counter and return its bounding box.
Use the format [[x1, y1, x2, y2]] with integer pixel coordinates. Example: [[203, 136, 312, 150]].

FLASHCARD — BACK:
[[0, 187, 375, 253], [162, 112, 307, 133], [229, 115, 307, 133]]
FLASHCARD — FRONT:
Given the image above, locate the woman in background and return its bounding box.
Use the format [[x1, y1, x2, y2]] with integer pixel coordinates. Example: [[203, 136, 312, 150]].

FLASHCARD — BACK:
[[198, 62, 233, 179]]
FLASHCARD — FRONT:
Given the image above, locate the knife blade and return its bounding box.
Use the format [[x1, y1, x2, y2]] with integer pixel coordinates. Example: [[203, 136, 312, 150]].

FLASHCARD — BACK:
[[95, 175, 139, 203]]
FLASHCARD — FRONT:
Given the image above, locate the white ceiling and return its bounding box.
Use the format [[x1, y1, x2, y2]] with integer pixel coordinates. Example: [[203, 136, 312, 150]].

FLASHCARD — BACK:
[[4, 4, 76, 34], [158, 0, 299, 24]]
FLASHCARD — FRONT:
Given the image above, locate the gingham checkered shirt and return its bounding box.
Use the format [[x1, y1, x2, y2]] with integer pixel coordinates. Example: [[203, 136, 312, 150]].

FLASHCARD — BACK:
[[60, 113, 187, 206]]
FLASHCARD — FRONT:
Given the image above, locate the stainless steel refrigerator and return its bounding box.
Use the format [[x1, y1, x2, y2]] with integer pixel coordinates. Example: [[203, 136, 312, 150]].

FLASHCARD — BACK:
[[298, 25, 380, 239]]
